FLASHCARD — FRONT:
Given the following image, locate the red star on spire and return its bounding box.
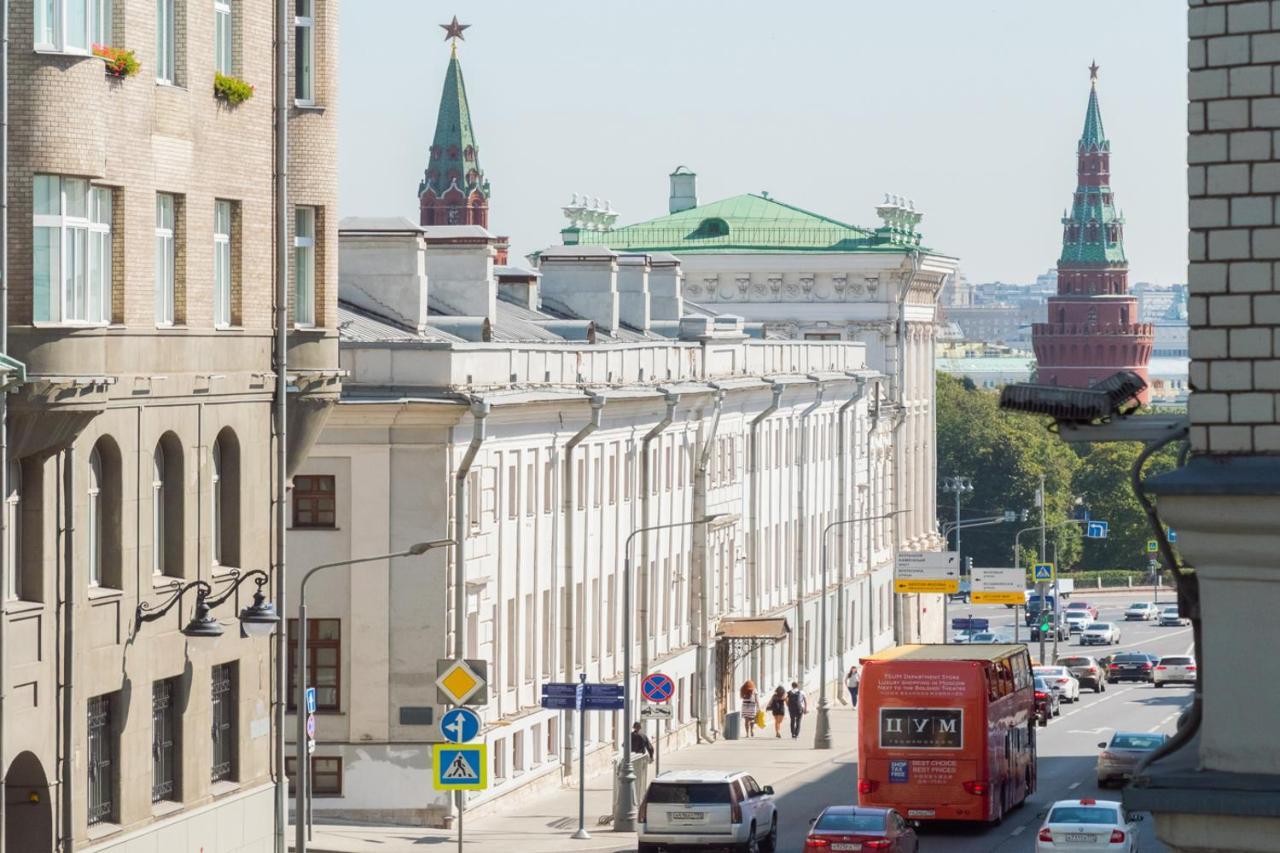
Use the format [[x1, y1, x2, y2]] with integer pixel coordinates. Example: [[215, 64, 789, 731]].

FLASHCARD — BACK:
[[1089, 60, 1100, 83], [440, 16, 470, 43]]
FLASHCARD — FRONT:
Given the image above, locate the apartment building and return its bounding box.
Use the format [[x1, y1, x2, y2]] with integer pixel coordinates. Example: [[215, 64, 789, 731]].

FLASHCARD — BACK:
[[285, 221, 945, 825], [2, 1, 338, 850]]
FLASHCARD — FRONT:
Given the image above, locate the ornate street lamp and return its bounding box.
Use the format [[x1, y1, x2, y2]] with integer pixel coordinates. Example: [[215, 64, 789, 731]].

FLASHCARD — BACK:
[[137, 569, 279, 638]]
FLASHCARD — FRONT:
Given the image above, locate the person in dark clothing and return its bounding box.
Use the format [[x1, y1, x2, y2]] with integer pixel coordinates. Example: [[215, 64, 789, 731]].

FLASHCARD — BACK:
[[630, 722, 654, 760], [767, 687, 787, 738], [786, 681, 807, 739]]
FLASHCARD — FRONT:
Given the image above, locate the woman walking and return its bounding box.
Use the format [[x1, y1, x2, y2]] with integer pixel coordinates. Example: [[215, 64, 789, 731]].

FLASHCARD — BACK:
[[766, 686, 787, 738], [846, 664, 861, 707], [740, 680, 760, 738]]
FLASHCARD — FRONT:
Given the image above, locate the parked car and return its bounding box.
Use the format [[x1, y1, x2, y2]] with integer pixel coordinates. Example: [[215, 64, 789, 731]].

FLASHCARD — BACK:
[[803, 806, 919, 853], [1033, 675, 1061, 726], [638, 770, 778, 853], [1035, 798, 1141, 851], [1096, 732, 1167, 787], [1055, 655, 1108, 692], [1080, 622, 1121, 646], [1153, 655, 1197, 687], [1066, 600, 1099, 620], [1123, 602, 1159, 621], [1106, 653, 1155, 683], [1159, 606, 1187, 627], [1064, 610, 1092, 634], [1034, 665, 1081, 702]]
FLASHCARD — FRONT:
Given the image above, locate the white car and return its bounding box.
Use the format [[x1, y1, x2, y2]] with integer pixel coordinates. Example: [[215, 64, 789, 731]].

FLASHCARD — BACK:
[[1158, 607, 1187, 627], [1153, 655, 1197, 687], [1036, 798, 1141, 851], [639, 770, 778, 853], [1124, 602, 1159, 621], [969, 631, 1014, 643], [1080, 622, 1121, 646], [1034, 665, 1081, 702], [1065, 611, 1092, 633]]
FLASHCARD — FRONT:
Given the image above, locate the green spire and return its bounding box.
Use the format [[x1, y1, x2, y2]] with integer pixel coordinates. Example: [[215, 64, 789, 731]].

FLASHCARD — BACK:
[[419, 45, 486, 201], [1060, 66, 1125, 265], [1079, 65, 1107, 151]]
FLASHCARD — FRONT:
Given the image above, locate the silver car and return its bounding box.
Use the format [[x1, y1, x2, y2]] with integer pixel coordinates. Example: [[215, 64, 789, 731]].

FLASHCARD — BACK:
[[1097, 732, 1167, 786], [1159, 606, 1187, 627], [1124, 602, 1159, 621], [639, 770, 778, 853], [1080, 622, 1121, 646]]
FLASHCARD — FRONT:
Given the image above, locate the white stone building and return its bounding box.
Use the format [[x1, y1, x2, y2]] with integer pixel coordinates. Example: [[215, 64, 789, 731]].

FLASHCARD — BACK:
[[284, 218, 947, 824]]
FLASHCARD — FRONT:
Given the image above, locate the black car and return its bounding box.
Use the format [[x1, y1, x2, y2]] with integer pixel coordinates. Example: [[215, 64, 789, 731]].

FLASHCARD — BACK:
[[1108, 652, 1156, 683], [1033, 675, 1060, 726]]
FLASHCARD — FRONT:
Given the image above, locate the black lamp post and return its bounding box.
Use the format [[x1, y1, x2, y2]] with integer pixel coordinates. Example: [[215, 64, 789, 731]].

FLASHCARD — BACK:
[[137, 569, 279, 638]]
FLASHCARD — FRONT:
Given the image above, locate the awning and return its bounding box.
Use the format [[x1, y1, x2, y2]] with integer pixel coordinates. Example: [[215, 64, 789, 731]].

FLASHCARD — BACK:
[[716, 617, 790, 641]]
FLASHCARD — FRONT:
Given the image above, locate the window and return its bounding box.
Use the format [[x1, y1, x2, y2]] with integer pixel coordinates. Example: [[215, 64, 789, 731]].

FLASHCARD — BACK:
[[286, 756, 342, 796], [214, 200, 232, 327], [213, 0, 231, 74], [87, 445, 102, 586], [87, 693, 116, 825], [152, 678, 179, 803], [592, 457, 601, 508], [294, 0, 313, 103], [212, 430, 240, 566], [292, 474, 334, 528], [525, 461, 535, 516], [541, 590, 551, 677], [33, 176, 110, 325], [288, 618, 340, 711], [543, 457, 553, 513], [156, 0, 174, 83], [523, 594, 534, 682], [505, 599, 516, 689], [155, 193, 175, 325], [5, 461, 19, 601], [151, 445, 165, 575], [35, 0, 110, 51], [506, 464, 517, 520], [210, 663, 237, 783], [294, 206, 315, 326], [606, 574, 616, 655], [152, 434, 183, 577]]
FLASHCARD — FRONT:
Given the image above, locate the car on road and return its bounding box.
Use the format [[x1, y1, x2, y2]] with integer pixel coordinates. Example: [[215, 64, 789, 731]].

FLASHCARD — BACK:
[[1064, 610, 1092, 634], [803, 806, 919, 852], [1123, 602, 1159, 621], [1055, 655, 1108, 692], [1106, 653, 1155, 683], [1096, 732, 1168, 787], [1159, 606, 1187, 627], [1066, 600, 1099, 620], [1034, 665, 1081, 702], [968, 631, 1014, 644], [1036, 798, 1142, 851], [638, 770, 778, 853], [1033, 675, 1060, 726], [1153, 655, 1197, 687], [1080, 622, 1121, 646], [948, 580, 971, 604]]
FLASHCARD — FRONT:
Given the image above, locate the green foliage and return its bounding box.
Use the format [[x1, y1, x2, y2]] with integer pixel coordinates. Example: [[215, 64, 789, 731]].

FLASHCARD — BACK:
[[1070, 569, 1148, 588], [1070, 442, 1178, 570], [214, 73, 255, 105]]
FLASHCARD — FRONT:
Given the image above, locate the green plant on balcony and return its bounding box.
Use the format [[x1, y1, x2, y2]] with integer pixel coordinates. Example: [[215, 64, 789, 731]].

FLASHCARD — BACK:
[[214, 73, 255, 106], [92, 44, 140, 78]]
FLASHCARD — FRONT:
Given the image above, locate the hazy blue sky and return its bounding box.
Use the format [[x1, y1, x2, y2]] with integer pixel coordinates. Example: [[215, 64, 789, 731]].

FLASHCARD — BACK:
[[339, 2, 1187, 285]]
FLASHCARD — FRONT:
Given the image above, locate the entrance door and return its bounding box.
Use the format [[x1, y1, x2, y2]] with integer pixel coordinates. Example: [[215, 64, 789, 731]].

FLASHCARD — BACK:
[[6, 751, 53, 852]]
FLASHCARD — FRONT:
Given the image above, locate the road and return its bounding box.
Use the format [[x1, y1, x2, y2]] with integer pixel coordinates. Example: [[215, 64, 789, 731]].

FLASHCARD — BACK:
[[768, 594, 1194, 852]]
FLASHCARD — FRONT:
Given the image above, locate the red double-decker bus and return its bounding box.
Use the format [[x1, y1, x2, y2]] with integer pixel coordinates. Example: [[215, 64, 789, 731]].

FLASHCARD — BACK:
[[857, 644, 1037, 823]]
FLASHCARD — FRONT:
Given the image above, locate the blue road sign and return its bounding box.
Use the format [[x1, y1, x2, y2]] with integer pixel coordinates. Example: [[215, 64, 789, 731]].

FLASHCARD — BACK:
[[1168, 529, 1177, 543], [583, 683, 623, 698], [541, 683, 579, 697], [439, 707, 481, 744], [583, 695, 625, 711], [1033, 563, 1055, 582], [432, 744, 487, 791], [1086, 521, 1109, 539], [950, 617, 989, 632], [305, 687, 316, 715], [540, 695, 579, 711], [642, 673, 675, 703]]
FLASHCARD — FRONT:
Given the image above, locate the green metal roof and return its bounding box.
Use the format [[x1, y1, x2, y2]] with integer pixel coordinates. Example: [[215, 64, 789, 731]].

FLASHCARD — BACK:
[[1079, 85, 1108, 152], [1060, 81, 1126, 266], [567, 193, 924, 254], [418, 49, 488, 201]]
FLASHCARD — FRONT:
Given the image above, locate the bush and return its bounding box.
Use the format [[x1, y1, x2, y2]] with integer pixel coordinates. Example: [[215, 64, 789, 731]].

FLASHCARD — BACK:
[[214, 73, 255, 105], [1066, 570, 1146, 588], [93, 44, 140, 78]]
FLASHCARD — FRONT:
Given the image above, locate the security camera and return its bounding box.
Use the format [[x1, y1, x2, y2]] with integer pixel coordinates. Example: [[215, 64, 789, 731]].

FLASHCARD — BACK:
[[998, 371, 1187, 444]]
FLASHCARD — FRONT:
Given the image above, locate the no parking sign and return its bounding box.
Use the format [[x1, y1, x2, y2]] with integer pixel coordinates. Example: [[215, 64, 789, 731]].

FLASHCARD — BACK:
[[642, 673, 674, 703]]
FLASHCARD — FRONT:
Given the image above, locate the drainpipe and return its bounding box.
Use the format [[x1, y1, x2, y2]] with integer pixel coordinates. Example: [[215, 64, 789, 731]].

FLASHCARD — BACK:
[[639, 390, 678, 683], [453, 399, 490, 660], [892, 253, 920, 645], [835, 375, 868, 681], [866, 381, 882, 654], [61, 448, 75, 852], [746, 381, 781, 684], [795, 378, 823, 684], [692, 387, 723, 743], [0, 0, 8, 838], [561, 394, 605, 772]]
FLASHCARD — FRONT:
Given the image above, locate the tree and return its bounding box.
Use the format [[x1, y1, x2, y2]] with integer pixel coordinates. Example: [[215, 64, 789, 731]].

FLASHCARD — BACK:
[[1071, 442, 1178, 570]]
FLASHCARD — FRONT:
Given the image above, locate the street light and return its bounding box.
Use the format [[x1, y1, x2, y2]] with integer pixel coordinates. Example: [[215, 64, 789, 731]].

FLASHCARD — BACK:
[[614, 514, 725, 833], [940, 477, 974, 647], [136, 569, 279, 639], [293, 539, 454, 853], [813, 511, 905, 750]]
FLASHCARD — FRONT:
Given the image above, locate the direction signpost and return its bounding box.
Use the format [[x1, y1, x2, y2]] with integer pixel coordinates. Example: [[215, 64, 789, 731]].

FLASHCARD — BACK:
[[436, 659, 489, 853], [894, 551, 961, 593], [541, 674, 624, 839], [970, 567, 1026, 605]]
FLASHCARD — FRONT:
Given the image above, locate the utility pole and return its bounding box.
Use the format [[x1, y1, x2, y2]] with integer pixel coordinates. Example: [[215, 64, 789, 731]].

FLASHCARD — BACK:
[[1037, 474, 1047, 664], [940, 477, 973, 644]]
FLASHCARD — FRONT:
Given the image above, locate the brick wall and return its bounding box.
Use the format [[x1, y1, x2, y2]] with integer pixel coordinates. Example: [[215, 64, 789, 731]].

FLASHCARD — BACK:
[[1188, 0, 1280, 453]]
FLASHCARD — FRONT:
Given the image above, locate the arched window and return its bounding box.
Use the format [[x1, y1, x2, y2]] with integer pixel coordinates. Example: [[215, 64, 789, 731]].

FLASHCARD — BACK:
[[87, 438, 122, 588], [5, 460, 18, 600], [152, 446, 165, 575], [88, 447, 102, 586], [212, 429, 241, 567], [153, 433, 184, 578]]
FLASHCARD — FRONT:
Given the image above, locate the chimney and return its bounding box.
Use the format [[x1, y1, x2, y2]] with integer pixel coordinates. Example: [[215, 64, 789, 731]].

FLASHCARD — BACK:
[[422, 225, 498, 325], [496, 265, 540, 311], [338, 217, 429, 332], [669, 166, 697, 214], [647, 252, 684, 322], [537, 246, 620, 333], [616, 254, 652, 332]]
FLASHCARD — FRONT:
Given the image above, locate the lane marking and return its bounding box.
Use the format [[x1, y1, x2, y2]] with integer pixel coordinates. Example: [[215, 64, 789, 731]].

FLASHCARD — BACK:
[[1069, 781, 1081, 789], [1011, 824, 1027, 836]]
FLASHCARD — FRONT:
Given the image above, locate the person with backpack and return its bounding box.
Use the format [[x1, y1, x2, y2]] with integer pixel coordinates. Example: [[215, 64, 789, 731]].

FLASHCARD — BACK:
[[766, 686, 787, 738], [786, 681, 808, 739]]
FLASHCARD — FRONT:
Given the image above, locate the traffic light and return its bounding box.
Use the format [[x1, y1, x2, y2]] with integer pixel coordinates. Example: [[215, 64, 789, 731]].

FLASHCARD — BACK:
[[965, 556, 973, 574], [1040, 617, 1051, 632]]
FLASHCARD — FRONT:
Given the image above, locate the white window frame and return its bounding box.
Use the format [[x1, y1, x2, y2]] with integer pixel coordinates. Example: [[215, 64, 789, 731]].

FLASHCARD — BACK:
[[35, 0, 108, 54], [151, 446, 164, 575], [214, 200, 232, 327], [293, 206, 315, 327], [88, 448, 102, 587], [155, 193, 175, 326], [294, 0, 313, 104], [33, 175, 110, 326], [155, 0, 175, 84], [214, 0, 232, 75]]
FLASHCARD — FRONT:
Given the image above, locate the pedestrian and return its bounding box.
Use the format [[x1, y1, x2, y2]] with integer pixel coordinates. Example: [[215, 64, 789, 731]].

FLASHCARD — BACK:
[[740, 680, 759, 738], [786, 681, 808, 739], [767, 686, 787, 738], [846, 664, 860, 707], [630, 721, 654, 760]]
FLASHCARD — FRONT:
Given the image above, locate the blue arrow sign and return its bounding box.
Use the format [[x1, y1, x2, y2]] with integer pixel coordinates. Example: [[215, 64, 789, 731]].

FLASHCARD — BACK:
[[305, 687, 316, 715], [1167, 529, 1177, 543], [439, 707, 481, 744], [1086, 521, 1109, 539]]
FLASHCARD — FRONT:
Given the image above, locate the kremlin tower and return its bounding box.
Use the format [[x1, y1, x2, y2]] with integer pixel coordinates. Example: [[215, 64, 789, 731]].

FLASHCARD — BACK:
[[1032, 64, 1153, 403]]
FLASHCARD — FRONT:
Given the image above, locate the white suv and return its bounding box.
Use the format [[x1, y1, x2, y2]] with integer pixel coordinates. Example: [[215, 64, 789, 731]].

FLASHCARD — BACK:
[[639, 770, 778, 853]]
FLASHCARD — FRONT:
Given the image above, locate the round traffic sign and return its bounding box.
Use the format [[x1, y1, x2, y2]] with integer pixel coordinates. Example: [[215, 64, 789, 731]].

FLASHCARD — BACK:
[[440, 706, 482, 744], [305, 714, 317, 738], [641, 673, 675, 703]]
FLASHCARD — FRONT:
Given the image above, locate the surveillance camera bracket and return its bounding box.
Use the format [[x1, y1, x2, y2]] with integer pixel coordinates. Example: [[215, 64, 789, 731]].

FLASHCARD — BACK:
[[1053, 414, 1189, 445]]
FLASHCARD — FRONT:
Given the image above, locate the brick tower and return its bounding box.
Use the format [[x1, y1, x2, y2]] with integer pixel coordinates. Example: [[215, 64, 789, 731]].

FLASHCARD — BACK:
[[1032, 64, 1153, 402], [419, 38, 490, 228]]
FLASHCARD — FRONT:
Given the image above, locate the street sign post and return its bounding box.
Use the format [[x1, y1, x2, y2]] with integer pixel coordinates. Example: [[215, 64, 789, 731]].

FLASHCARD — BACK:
[[439, 707, 481, 744], [305, 687, 317, 715], [640, 704, 673, 720], [432, 743, 488, 791], [1086, 521, 1109, 539], [641, 673, 674, 703], [970, 567, 1026, 605], [894, 551, 960, 594], [1033, 563, 1055, 583]]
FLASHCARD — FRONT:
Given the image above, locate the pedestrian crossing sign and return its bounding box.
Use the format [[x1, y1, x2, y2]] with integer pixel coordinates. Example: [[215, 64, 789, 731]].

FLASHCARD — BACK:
[[1033, 563, 1055, 582], [432, 743, 488, 790]]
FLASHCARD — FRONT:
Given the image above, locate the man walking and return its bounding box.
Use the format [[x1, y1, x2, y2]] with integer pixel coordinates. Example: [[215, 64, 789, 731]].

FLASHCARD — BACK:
[[786, 681, 807, 739], [630, 721, 654, 760], [845, 664, 861, 707]]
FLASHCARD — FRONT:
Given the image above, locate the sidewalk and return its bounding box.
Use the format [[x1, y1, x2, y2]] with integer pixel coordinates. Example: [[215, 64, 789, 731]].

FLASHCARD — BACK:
[[295, 701, 860, 853]]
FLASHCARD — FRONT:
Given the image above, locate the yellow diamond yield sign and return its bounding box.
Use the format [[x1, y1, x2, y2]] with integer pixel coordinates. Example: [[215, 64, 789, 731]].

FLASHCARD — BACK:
[[436, 659, 484, 705]]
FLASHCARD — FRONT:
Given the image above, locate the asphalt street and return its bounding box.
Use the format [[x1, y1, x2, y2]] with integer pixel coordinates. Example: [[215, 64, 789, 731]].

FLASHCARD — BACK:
[[767, 593, 1195, 852]]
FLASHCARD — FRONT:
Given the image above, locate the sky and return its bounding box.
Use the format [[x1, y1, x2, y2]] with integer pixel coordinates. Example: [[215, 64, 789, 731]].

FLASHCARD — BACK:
[[339, 1, 1188, 286]]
